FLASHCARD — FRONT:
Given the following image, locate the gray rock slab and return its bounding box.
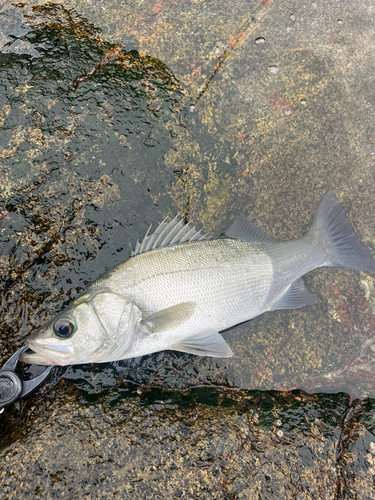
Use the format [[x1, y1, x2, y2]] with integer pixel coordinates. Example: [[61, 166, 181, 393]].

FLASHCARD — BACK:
[[1, 0, 375, 497]]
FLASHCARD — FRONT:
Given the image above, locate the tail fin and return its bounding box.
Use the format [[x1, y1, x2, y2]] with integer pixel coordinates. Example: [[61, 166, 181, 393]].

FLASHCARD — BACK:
[[311, 191, 375, 271]]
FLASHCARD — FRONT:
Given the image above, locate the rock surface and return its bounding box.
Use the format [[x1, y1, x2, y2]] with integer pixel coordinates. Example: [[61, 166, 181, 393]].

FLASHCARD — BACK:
[[1, 1, 375, 498]]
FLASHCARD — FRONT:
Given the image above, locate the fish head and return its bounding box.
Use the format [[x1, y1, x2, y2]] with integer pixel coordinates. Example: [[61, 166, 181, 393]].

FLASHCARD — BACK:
[[20, 292, 141, 366]]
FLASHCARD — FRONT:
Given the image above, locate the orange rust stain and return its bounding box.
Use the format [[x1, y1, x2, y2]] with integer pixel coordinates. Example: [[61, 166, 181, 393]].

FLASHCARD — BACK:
[[238, 32, 244, 41], [183, 65, 202, 85], [191, 66, 201, 80], [310, 357, 319, 368], [64, 151, 79, 162], [103, 48, 122, 63], [332, 285, 340, 295], [329, 37, 343, 45], [0, 210, 10, 221], [239, 133, 247, 143], [138, 33, 161, 46], [199, 55, 209, 65], [71, 46, 123, 90], [153, 1, 162, 15], [334, 290, 375, 338], [266, 92, 296, 117], [228, 36, 237, 49], [259, 0, 273, 5], [242, 169, 249, 178]]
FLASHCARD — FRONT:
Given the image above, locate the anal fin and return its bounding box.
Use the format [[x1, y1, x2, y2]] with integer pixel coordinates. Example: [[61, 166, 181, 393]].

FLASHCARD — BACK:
[[171, 330, 233, 358], [269, 278, 313, 311]]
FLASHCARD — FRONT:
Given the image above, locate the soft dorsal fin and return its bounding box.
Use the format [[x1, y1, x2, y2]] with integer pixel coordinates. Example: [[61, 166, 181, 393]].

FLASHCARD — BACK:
[[132, 216, 208, 256], [225, 214, 275, 243]]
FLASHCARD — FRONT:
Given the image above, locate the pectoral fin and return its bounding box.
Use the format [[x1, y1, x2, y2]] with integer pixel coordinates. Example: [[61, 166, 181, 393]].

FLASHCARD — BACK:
[[171, 330, 233, 358], [141, 302, 196, 333]]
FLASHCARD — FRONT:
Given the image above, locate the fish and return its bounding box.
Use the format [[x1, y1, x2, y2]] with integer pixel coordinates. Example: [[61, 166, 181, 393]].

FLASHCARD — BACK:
[[20, 191, 375, 366]]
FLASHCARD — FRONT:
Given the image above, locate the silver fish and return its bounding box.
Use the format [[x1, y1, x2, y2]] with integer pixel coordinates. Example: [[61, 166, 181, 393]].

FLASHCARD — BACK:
[[20, 191, 375, 366]]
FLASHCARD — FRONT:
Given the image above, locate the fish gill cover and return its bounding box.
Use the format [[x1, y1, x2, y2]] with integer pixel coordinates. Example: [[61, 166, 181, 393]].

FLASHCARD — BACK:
[[0, 3, 187, 361]]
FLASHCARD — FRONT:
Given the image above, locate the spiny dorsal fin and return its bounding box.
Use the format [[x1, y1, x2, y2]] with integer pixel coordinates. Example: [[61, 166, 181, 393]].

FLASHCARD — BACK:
[[225, 214, 276, 243], [131, 216, 208, 256]]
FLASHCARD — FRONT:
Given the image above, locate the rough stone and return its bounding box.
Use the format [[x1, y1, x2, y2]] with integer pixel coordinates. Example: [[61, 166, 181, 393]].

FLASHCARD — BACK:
[[1, 0, 375, 498]]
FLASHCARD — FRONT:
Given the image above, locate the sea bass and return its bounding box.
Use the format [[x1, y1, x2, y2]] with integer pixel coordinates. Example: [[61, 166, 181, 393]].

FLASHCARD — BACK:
[[21, 191, 375, 366]]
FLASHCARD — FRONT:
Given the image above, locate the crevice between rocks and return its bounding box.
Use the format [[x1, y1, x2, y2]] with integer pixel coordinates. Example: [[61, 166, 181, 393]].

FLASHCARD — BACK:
[[193, 2, 265, 107], [335, 398, 366, 499]]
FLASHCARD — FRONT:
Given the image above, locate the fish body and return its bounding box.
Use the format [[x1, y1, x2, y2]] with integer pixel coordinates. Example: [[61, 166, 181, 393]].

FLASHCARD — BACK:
[[21, 191, 375, 366]]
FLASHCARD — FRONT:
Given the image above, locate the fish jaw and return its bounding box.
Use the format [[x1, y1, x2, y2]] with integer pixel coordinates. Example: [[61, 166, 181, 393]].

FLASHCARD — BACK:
[[19, 350, 56, 365], [20, 340, 72, 366]]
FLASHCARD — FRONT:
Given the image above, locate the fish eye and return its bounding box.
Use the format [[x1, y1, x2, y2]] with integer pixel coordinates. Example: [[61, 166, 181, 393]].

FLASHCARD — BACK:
[[53, 318, 75, 338]]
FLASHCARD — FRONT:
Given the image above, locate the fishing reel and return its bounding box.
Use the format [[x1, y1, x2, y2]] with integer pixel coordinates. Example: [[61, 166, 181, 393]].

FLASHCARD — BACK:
[[0, 346, 52, 413]]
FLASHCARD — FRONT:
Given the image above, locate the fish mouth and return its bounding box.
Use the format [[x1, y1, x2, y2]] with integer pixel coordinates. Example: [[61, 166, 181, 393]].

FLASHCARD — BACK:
[[20, 341, 71, 366]]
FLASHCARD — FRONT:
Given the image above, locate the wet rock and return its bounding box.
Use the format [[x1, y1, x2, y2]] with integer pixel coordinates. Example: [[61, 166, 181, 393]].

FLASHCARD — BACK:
[[1, 386, 375, 499], [0, 2, 186, 362], [2, 0, 375, 401], [0, 386, 344, 497], [1, 1, 375, 498], [59, 0, 261, 99]]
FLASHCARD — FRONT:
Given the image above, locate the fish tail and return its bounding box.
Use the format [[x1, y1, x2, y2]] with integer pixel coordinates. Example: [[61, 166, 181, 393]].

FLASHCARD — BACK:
[[310, 191, 375, 271]]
